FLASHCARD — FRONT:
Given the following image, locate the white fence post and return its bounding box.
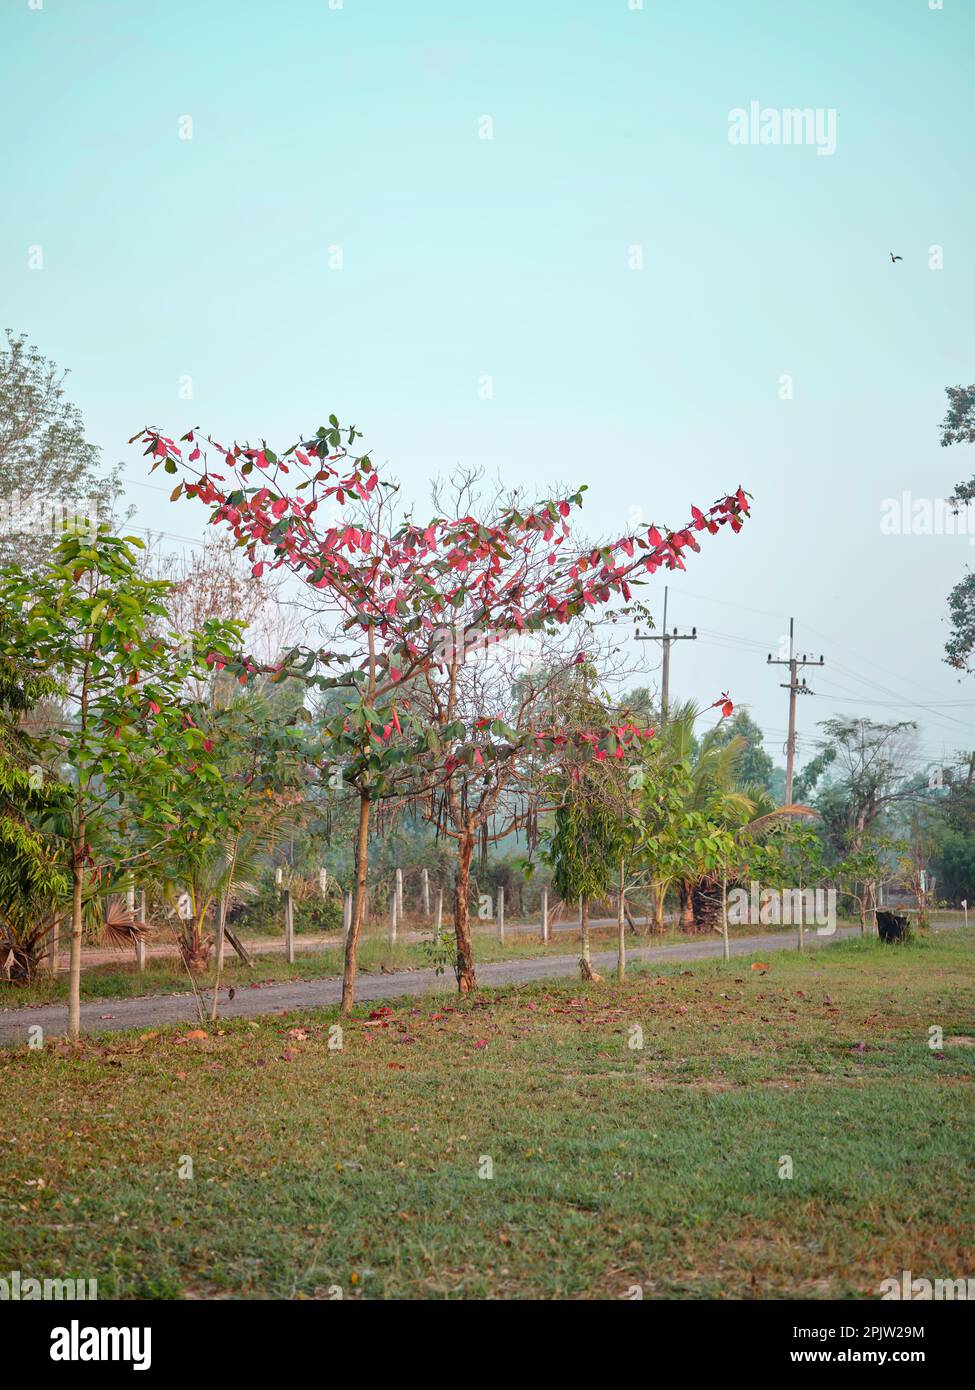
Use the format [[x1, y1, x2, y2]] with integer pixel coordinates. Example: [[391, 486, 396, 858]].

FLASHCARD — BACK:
[[388, 890, 398, 944], [422, 867, 430, 917], [497, 886, 505, 943], [435, 888, 443, 935], [284, 889, 295, 964], [127, 887, 146, 973], [136, 889, 147, 973], [541, 886, 549, 943]]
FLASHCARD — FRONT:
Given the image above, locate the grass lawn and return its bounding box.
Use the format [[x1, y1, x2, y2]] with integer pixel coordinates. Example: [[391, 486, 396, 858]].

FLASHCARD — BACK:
[[2, 929, 973, 1299]]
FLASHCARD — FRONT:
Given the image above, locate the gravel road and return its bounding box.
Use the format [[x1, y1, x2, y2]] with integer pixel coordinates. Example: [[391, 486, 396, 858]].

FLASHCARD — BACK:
[[0, 922, 906, 1045]]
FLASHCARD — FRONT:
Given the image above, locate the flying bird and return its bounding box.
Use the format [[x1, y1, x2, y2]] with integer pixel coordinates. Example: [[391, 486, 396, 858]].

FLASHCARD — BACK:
[[890, 252, 903, 263]]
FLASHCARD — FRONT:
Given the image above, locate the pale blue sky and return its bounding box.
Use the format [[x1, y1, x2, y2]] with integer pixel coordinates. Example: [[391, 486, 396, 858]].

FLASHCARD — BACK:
[[3, 0, 974, 772]]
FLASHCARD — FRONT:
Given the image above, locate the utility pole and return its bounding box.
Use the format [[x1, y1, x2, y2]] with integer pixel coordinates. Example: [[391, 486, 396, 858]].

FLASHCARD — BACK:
[[767, 619, 824, 804], [635, 586, 697, 723]]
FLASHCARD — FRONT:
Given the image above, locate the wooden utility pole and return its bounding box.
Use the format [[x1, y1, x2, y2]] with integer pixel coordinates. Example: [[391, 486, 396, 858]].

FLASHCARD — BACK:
[[635, 586, 697, 723], [767, 619, 824, 803]]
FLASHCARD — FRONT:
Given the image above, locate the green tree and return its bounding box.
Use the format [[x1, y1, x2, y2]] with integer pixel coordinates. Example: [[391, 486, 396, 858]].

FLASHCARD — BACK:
[[795, 717, 919, 858], [542, 670, 637, 980], [0, 637, 69, 979], [935, 385, 975, 671], [0, 529, 243, 1037], [129, 682, 312, 975], [0, 331, 124, 571]]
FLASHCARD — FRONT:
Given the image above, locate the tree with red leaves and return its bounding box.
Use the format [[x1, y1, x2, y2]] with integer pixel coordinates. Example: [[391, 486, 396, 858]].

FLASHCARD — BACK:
[[133, 420, 750, 1010]]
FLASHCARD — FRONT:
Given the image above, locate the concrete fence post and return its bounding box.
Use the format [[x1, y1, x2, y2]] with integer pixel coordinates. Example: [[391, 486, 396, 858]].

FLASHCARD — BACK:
[[136, 889, 147, 973], [127, 887, 147, 973], [284, 889, 295, 964]]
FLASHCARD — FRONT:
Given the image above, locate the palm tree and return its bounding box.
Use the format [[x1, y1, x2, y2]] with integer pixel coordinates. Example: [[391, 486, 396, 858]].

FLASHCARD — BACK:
[[637, 702, 814, 933]]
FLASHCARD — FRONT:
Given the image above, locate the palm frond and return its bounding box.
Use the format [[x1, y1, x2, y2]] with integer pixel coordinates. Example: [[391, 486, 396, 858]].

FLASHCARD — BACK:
[[736, 803, 819, 841], [100, 897, 149, 950]]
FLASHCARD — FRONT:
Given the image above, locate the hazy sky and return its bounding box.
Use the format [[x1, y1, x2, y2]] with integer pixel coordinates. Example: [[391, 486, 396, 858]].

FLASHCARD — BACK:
[[3, 0, 974, 777]]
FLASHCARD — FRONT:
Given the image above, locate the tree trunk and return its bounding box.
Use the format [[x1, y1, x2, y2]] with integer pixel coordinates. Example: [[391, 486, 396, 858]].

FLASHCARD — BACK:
[[181, 910, 210, 972], [652, 881, 667, 933], [579, 896, 601, 980], [679, 879, 695, 931], [691, 878, 721, 932], [68, 842, 84, 1042], [453, 831, 477, 994], [341, 792, 371, 1014]]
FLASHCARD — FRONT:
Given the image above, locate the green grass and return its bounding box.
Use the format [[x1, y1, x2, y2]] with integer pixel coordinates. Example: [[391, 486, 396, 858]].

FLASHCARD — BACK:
[[2, 929, 972, 1300]]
